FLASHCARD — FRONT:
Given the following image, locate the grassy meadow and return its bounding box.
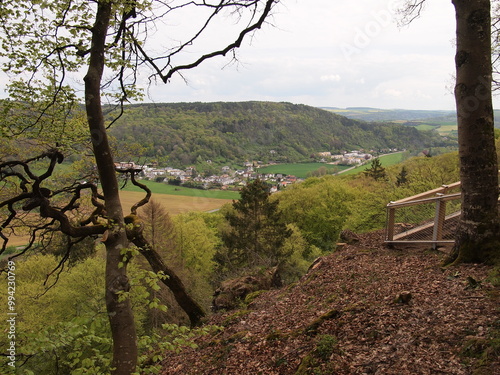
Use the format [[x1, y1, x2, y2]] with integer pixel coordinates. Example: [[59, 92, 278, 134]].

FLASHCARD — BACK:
[[340, 152, 405, 175], [120, 178, 239, 199], [396, 120, 458, 136], [257, 162, 351, 178]]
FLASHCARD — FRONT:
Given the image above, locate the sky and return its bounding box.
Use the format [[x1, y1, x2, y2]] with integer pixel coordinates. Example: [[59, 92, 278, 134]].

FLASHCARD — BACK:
[[144, 0, 463, 110], [0, 0, 494, 111]]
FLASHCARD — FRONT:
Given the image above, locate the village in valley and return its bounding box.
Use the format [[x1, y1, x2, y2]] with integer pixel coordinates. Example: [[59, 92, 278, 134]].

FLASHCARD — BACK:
[[115, 149, 394, 192]]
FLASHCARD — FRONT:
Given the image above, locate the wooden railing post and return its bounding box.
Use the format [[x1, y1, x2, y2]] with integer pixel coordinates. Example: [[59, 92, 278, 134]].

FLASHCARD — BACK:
[[386, 205, 396, 241], [432, 194, 447, 249]]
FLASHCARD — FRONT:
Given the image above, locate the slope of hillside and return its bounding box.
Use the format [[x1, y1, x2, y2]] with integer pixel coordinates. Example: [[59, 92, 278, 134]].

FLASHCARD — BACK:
[[108, 102, 452, 167], [159, 232, 499, 375]]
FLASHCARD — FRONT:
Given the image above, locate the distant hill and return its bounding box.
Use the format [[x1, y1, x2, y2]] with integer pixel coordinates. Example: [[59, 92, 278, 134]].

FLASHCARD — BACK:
[[323, 107, 500, 136], [108, 102, 454, 168], [322, 107, 456, 122]]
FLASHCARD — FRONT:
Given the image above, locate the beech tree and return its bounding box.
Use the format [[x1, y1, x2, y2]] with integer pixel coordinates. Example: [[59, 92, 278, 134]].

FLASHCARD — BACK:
[[401, 0, 499, 264], [0, 1, 278, 373], [451, 0, 499, 263]]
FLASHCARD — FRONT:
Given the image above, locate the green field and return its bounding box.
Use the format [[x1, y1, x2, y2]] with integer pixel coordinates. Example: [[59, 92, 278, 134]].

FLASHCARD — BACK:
[[257, 163, 350, 179], [119, 190, 233, 216], [340, 152, 405, 176], [414, 124, 436, 131], [414, 120, 457, 136], [120, 179, 240, 199], [258, 155, 404, 178], [436, 124, 458, 136]]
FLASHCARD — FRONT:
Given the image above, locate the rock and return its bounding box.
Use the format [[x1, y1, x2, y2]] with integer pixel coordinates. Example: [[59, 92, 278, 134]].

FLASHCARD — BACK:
[[212, 267, 281, 311], [393, 291, 412, 304], [340, 229, 361, 244], [336, 243, 347, 251]]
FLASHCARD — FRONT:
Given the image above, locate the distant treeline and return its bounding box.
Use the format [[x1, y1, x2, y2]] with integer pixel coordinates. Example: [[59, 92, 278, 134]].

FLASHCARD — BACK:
[[108, 101, 455, 168]]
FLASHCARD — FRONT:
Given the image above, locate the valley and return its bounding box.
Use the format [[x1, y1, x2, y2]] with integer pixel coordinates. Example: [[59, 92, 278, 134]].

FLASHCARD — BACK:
[[108, 102, 454, 172]]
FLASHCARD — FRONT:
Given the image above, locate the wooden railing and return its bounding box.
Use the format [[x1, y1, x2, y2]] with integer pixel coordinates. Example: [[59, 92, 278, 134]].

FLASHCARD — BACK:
[[385, 182, 462, 247], [386, 172, 500, 247]]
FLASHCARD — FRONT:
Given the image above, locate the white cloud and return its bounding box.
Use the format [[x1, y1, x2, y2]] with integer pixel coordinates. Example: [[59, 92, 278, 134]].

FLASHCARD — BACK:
[[384, 88, 403, 98], [320, 74, 341, 82]]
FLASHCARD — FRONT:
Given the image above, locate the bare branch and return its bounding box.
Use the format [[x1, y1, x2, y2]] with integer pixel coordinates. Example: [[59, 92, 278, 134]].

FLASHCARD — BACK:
[[128, 0, 278, 84], [397, 0, 426, 27]]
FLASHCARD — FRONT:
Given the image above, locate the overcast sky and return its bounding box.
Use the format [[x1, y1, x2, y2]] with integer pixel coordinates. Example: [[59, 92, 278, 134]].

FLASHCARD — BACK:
[[144, 0, 467, 110], [2, 0, 494, 111]]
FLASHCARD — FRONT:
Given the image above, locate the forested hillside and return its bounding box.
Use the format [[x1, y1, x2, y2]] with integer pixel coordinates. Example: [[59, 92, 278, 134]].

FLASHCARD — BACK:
[[108, 102, 452, 167]]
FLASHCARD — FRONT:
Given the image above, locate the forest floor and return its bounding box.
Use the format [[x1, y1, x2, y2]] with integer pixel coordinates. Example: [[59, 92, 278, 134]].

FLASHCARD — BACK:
[[159, 231, 500, 375]]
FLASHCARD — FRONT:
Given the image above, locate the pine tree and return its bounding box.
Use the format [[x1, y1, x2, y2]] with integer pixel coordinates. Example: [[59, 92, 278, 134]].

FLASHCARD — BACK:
[[396, 166, 409, 186], [364, 158, 387, 181], [215, 179, 292, 275]]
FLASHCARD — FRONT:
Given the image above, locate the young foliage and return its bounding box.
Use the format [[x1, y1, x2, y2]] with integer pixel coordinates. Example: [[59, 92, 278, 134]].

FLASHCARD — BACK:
[[276, 177, 352, 252], [172, 211, 222, 307], [0, 250, 208, 374], [279, 223, 322, 284]]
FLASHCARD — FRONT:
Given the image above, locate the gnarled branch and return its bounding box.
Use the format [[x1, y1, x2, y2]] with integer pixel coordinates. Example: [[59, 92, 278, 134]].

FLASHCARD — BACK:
[[0, 150, 107, 255]]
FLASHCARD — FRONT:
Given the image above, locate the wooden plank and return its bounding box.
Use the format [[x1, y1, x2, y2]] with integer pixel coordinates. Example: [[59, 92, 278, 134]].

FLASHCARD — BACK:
[[387, 193, 460, 209], [385, 240, 455, 244], [390, 182, 461, 205], [393, 211, 460, 241]]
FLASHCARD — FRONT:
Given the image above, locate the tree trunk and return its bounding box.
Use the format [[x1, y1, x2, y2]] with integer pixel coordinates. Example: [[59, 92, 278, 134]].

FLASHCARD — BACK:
[[126, 227, 206, 326], [85, 2, 137, 373], [449, 0, 499, 264]]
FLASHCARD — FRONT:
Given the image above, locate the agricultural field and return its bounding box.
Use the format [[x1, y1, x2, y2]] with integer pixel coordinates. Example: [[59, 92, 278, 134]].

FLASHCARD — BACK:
[[121, 178, 239, 199], [436, 124, 458, 136], [323, 107, 465, 137], [340, 152, 405, 175], [120, 190, 233, 216], [410, 121, 458, 136], [414, 124, 436, 131], [258, 154, 404, 178], [395, 120, 458, 136], [257, 163, 350, 179]]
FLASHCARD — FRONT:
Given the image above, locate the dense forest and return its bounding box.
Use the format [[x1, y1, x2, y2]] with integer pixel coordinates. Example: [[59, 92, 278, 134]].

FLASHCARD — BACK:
[[108, 102, 453, 167]]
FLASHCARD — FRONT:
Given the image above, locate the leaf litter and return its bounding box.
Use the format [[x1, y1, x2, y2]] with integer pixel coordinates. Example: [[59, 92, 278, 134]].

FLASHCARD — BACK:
[[160, 231, 500, 375]]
